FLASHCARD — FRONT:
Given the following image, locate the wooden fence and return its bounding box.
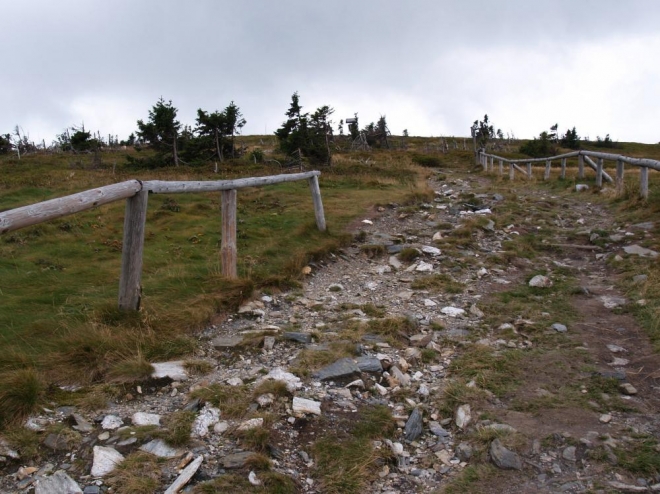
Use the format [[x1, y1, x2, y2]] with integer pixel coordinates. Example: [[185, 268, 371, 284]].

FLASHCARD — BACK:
[[477, 149, 660, 199], [0, 171, 326, 311]]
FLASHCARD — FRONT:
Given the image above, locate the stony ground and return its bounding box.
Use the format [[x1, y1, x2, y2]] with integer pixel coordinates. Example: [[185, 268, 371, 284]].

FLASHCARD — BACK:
[[2, 164, 660, 493]]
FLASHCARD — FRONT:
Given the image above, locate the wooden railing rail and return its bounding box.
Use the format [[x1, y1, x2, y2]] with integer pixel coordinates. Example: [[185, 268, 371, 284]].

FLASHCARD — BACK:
[[0, 171, 326, 310], [477, 149, 660, 199]]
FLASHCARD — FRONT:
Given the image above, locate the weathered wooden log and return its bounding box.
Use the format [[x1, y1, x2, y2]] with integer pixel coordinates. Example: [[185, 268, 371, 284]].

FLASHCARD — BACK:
[[616, 159, 625, 195], [480, 151, 579, 164], [513, 163, 526, 175], [0, 180, 142, 234], [560, 158, 567, 179], [118, 190, 149, 311], [640, 166, 649, 199], [578, 154, 585, 179], [143, 171, 320, 194], [582, 151, 660, 171], [527, 162, 532, 179], [544, 160, 551, 180], [308, 175, 326, 231], [583, 155, 613, 183], [596, 158, 604, 187], [221, 189, 238, 279], [509, 163, 515, 181]]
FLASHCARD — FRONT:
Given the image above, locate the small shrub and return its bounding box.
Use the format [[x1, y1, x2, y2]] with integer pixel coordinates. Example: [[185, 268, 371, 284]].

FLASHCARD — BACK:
[[107, 451, 162, 494], [0, 368, 45, 425], [398, 247, 420, 262], [412, 154, 443, 168], [161, 410, 195, 446]]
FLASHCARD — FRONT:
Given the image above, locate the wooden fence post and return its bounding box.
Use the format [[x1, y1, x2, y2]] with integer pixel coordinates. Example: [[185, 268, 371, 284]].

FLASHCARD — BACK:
[[221, 189, 238, 279], [560, 158, 567, 179], [499, 159, 503, 175], [578, 154, 585, 179], [596, 158, 604, 187], [616, 159, 625, 195], [118, 190, 149, 311], [509, 163, 514, 181], [527, 162, 532, 180], [544, 160, 551, 180], [489, 156, 494, 171], [308, 175, 327, 231], [640, 166, 649, 199]]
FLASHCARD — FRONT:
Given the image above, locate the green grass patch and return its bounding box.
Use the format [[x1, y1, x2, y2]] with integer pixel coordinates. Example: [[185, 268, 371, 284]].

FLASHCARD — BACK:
[[312, 405, 395, 494]]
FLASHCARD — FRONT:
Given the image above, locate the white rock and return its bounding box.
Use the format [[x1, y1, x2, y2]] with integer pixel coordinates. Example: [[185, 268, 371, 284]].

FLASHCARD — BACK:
[[390, 366, 411, 387], [421, 246, 441, 256], [417, 384, 430, 397], [214, 421, 229, 434], [389, 256, 402, 269], [528, 275, 552, 288], [397, 290, 414, 300], [192, 404, 221, 437], [475, 208, 492, 215], [24, 417, 49, 432], [575, 184, 589, 192], [151, 361, 188, 381], [609, 357, 629, 367], [293, 397, 322, 415], [455, 404, 472, 430], [374, 265, 392, 275], [607, 344, 626, 353], [387, 440, 404, 455], [226, 377, 244, 386], [248, 471, 261, 486], [362, 219, 373, 225], [374, 383, 389, 396], [600, 295, 627, 309], [101, 415, 123, 430], [416, 261, 434, 272], [91, 446, 124, 477], [258, 367, 302, 392], [365, 281, 379, 291], [424, 299, 437, 307], [477, 267, 488, 278], [261, 295, 273, 303], [432, 232, 443, 241], [34, 471, 82, 494], [132, 412, 161, 427], [164, 455, 203, 494], [599, 414, 612, 424], [256, 393, 275, 407], [140, 439, 185, 458], [441, 306, 465, 317], [238, 418, 264, 431]]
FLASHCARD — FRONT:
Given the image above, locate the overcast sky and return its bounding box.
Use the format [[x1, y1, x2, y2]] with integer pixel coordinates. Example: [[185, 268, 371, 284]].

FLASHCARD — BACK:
[[2, 0, 660, 145]]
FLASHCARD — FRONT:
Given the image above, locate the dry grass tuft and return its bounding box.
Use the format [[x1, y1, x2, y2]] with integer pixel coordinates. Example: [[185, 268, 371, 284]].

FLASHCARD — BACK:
[[0, 368, 45, 426], [107, 451, 163, 494]]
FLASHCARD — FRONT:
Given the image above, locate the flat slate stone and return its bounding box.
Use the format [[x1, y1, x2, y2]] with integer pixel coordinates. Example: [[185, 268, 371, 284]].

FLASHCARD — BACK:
[[211, 336, 244, 348], [404, 408, 423, 441], [354, 356, 383, 373], [313, 358, 361, 382], [91, 446, 124, 477], [623, 244, 659, 258], [490, 438, 522, 470], [283, 332, 313, 344], [35, 471, 82, 494], [151, 361, 188, 381], [221, 451, 256, 469], [140, 439, 184, 458]]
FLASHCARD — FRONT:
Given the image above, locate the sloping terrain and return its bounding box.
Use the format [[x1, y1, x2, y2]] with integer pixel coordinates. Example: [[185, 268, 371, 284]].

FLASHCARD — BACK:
[[1, 153, 659, 493]]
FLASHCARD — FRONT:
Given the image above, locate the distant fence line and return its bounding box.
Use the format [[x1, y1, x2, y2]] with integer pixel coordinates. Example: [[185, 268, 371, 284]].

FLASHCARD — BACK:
[[0, 171, 326, 311], [477, 149, 660, 199]]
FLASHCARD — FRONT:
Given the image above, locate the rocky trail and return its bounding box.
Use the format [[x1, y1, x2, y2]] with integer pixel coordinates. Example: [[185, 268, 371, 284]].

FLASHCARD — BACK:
[[2, 165, 660, 493]]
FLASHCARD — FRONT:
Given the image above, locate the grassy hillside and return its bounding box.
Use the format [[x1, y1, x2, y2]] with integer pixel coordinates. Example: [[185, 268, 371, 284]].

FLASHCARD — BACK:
[[0, 142, 434, 394]]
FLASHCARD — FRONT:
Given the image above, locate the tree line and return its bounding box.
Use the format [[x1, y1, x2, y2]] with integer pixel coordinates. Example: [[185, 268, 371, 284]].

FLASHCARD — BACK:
[[0, 92, 398, 168]]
